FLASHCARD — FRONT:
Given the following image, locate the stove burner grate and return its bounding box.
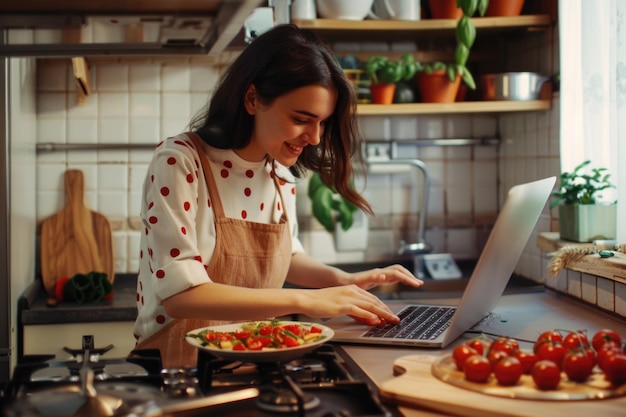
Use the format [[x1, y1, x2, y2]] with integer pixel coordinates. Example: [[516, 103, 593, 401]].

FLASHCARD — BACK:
[[257, 387, 321, 413]]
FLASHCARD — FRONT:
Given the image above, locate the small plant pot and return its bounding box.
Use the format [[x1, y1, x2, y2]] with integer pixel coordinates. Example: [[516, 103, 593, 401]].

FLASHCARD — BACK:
[[558, 203, 616, 243], [428, 0, 462, 19], [369, 83, 396, 104], [416, 71, 461, 103], [485, 0, 526, 17]]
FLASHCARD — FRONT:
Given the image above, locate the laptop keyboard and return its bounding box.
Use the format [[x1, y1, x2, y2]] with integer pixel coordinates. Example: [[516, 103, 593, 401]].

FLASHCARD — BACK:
[[362, 305, 457, 340]]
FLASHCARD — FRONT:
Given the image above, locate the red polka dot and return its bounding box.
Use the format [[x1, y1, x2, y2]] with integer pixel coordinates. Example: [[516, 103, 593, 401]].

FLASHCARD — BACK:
[[167, 157, 176, 165], [136, 292, 140, 301], [277, 202, 281, 211], [144, 227, 149, 235], [148, 202, 154, 209], [149, 216, 158, 224], [244, 187, 251, 197], [186, 173, 194, 183], [140, 281, 143, 290], [194, 255, 202, 262], [174, 140, 186, 146], [184, 201, 191, 211], [208, 199, 211, 208], [155, 269, 165, 279], [141, 296, 144, 305], [260, 202, 265, 211], [181, 226, 187, 235], [270, 171, 275, 179], [241, 210, 247, 219], [156, 315, 166, 324], [246, 170, 254, 178], [140, 250, 143, 259], [151, 175, 154, 182], [279, 179, 286, 186], [224, 160, 233, 168], [221, 169, 229, 178], [170, 248, 180, 257], [156, 140, 164, 147], [291, 187, 296, 195], [160, 187, 169, 196], [195, 160, 200, 169]]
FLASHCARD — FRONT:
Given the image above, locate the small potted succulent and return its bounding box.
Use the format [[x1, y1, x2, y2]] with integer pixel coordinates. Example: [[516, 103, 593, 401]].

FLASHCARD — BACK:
[[365, 54, 419, 104], [550, 160, 617, 242]]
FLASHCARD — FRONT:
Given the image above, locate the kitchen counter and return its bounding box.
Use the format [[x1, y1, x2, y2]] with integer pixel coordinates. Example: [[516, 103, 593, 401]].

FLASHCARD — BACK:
[[338, 289, 626, 417]]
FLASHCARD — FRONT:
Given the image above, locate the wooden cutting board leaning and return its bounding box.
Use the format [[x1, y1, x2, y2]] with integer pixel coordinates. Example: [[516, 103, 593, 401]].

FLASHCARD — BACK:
[[379, 355, 626, 417], [40, 169, 114, 298]]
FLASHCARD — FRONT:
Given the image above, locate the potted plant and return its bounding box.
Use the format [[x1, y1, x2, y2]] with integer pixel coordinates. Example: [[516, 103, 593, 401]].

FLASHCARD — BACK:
[[365, 54, 419, 104], [417, 0, 489, 102], [550, 160, 617, 243], [307, 172, 368, 251]]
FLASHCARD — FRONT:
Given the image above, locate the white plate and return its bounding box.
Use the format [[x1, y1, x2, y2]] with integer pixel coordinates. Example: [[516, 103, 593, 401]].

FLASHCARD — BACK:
[[185, 321, 334, 363]]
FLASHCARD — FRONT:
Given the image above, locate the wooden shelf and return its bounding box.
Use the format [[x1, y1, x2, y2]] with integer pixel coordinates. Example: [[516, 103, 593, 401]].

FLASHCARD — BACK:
[[357, 100, 551, 115], [293, 15, 552, 35]]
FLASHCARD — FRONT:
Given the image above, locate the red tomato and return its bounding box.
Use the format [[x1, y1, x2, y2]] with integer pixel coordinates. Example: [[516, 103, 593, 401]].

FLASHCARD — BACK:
[[512, 349, 539, 374], [534, 331, 563, 354], [281, 324, 302, 336], [258, 325, 272, 336], [597, 342, 621, 371], [310, 326, 323, 334], [453, 345, 479, 371], [234, 330, 251, 340], [283, 335, 300, 347], [603, 353, 626, 385], [562, 349, 595, 382], [490, 337, 519, 355], [592, 329, 622, 352], [232, 343, 246, 351], [463, 355, 492, 383], [465, 339, 486, 356], [487, 350, 508, 368], [531, 360, 561, 390], [536, 342, 566, 368], [563, 330, 590, 351], [494, 356, 523, 386], [246, 336, 272, 350]]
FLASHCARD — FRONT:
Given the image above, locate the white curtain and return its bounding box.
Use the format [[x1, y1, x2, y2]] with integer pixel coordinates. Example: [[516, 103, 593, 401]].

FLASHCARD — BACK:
[[559, 0, 626, 241]]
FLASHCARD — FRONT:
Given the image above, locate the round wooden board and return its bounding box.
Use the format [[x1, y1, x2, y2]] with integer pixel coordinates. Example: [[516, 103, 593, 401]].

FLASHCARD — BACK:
[[431, 355, 626, 400]]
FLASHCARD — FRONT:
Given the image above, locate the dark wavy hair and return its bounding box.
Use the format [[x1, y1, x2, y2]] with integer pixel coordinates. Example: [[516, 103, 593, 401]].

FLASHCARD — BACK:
[[188, 24, 371, 214]]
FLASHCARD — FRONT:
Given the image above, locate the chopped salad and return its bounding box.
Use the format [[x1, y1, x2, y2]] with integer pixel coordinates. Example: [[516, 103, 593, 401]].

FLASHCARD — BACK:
[[187, 320, 328, 351]]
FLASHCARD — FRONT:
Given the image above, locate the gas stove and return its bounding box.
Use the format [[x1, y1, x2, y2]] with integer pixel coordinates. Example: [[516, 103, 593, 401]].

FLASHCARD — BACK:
[[2, 335, 395, 417]]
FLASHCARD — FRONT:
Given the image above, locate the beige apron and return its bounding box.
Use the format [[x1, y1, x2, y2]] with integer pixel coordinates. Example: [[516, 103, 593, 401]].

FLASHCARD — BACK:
[[134, 133, 292, 368]]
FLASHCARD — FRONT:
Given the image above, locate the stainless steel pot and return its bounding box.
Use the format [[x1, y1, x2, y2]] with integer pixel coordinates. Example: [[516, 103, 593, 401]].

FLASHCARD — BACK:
[[481, 72, 551, 101]]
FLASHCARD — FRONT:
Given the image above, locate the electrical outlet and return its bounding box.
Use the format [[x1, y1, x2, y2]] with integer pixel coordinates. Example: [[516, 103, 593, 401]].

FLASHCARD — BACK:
[[422, 253, 463, 280]]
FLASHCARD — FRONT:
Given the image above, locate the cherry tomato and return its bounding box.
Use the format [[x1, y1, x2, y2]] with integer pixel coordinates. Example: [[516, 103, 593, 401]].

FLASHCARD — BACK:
[[490, 337, 519, 355], [603, 353, 626, 385], [597, 342, 621, 371], [531, 360, 561, 390], [246, 336, 272, 350], [494, 356, 523, 386], [453, 344, 479, 371], [512, 349, 539, 374], [592, 329, 622, 352], [463, 354, 492, 383], [534, 331, 563, 354], [536, 341, 566, 368], [258, 324, 272, 336], [562, 348, 595, 382], [232, 343, 246, 351], [310, 326, 323, 334], [465, 338, 486, 356], [563, 330, 590, 350], [487, 350, 508, 368], [234, 330, 252, 340]]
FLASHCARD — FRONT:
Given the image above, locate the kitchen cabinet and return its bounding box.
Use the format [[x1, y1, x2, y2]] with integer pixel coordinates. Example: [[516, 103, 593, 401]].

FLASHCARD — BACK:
[[293, 11, 555, 115]]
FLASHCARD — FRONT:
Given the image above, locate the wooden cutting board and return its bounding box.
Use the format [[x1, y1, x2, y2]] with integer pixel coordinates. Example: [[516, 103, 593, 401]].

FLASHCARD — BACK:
[[379, 355, 626, 417], [40, 169, 114, 297]]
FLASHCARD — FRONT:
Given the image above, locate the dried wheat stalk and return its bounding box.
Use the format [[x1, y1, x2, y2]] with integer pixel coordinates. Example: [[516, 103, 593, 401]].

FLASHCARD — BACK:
[[545, 246, 597, 278]]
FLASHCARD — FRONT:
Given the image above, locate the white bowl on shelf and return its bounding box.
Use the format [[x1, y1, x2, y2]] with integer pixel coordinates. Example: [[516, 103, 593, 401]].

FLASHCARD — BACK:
[[315, 0, 374, 20]]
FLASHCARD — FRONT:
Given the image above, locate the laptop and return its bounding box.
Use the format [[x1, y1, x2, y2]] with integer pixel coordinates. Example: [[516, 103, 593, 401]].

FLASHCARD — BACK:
[[325, 176, 556, 348]]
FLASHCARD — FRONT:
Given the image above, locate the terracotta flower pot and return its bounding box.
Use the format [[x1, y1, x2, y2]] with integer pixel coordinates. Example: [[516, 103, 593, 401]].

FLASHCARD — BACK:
[[417, 70, 461, 103], [485, 0, 526, 17], [428, 0, 462, 20], [369, 83, 396, 104]]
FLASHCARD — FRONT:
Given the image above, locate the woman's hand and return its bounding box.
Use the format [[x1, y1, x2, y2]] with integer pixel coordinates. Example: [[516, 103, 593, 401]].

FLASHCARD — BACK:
[[345, 264, 423, 291], [297, 285, 400, 326]]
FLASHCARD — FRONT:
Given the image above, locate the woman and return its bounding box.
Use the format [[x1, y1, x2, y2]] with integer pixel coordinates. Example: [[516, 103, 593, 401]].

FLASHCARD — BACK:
[[133, 24, 423, 368]]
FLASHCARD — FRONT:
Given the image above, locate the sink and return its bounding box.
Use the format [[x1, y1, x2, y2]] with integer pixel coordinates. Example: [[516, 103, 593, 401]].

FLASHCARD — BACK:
[[331, 258, 544, 300]]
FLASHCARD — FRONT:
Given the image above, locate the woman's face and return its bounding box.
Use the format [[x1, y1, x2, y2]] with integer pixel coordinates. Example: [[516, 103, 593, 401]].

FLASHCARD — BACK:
[[240, 84, 337, 166]]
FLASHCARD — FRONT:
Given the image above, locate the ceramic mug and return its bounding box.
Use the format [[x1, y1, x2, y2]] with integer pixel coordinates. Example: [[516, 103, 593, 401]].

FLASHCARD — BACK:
[[370, 0, 421, 21], [291, 0, 317, 20]]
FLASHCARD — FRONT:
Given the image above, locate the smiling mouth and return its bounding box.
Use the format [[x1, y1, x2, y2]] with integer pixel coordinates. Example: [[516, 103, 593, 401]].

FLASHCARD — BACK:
[[286, 143, 303, 152]]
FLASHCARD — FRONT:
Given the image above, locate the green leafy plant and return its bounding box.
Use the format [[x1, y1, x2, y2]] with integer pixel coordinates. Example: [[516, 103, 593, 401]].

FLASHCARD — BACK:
[[549, 160, 616, 209], [418, 0, 489, 89], [365, 54, 419, 85], [308, 172, 359, 233]]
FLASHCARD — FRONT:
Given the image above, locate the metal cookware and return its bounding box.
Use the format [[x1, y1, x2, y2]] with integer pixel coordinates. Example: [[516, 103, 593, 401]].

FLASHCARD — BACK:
[[481, 72, 551, 101]]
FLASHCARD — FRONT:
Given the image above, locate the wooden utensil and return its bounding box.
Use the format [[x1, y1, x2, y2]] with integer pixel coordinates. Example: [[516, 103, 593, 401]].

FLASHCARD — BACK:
[[379, 355, 626, 417], [40, 169, 114, 297]]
